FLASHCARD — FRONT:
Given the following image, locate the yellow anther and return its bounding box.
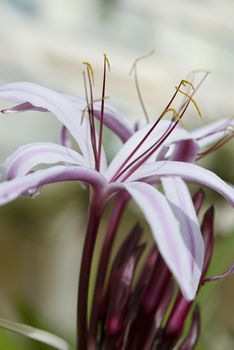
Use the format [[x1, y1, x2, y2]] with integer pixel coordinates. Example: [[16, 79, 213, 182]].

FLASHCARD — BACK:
[[181, 80, 195, 90], [175, 87, 202, 119], [83, 61, 95, 84], [103, 53, 110, 71], [160, 107, 185, 126], [160, 107, 179, 120]]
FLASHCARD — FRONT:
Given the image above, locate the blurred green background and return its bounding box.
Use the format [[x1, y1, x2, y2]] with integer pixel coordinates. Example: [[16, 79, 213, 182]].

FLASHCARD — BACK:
[[0, 0, 233, 349]]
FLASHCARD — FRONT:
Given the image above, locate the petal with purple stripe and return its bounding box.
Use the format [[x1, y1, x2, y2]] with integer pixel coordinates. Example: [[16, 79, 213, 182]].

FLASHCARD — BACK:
[[2, 142, 87, 180], [161, 176, 204, 289], [169, 139, 198, 163], [64, 94, 133, 142], [1, 95, 133, 143], [0, 165, 106, 205], [124, 181, 201, 300], [191, 118, 234, 148], [128, 161, 234, 206], [0, 82, 98, 168]]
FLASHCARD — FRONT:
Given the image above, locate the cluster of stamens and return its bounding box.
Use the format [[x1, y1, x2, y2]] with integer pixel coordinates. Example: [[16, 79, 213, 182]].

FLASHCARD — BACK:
[[82, 55, 208, 181], [83, 55, 110, 172]]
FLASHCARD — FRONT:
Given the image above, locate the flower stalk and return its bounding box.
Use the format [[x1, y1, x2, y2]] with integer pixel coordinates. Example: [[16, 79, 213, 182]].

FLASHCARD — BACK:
[[88, 192, 128, 346], [77, 189, 105, 350]]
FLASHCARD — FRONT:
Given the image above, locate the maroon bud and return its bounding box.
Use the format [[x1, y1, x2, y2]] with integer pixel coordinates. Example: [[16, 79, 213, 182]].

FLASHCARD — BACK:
[[105, 244, 145, 335], [110, 223, 143, 281], [192, 189, 205, 214], [201, 205, 214, 277], [142, 255, 171, 314], [141, 282, 174, 350], [130, 246, 159, 308], [102, 224, 143, 315], [178, 306, 201, 350], [121, 247, 159, 349], [164, 292, 192, 348], [127, 255, 172, 350], [154, 281, 174, 329]]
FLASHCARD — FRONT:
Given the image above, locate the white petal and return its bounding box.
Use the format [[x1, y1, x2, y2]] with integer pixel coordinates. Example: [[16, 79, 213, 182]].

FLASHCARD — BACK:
[[64, 94, 133, 142], [128, 161, 234, 206], [3, 142, 87, 180], [162, 176, 204, 286], [124, 182, 202, 300], [0, 82, 99, 168], [0, 165, 106, 205], [191, 118, 234, 148]]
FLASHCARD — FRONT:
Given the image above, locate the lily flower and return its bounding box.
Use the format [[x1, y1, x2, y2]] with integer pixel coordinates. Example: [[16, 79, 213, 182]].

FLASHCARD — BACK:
[[0, 61, 233, 350]]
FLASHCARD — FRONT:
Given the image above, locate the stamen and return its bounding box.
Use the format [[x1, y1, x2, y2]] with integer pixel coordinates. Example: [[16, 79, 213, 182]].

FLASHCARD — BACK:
[[111, 108, 180, 182], [181, 80, 195, 90], [121, 117, 182, 182], [81, 72, 89, 125], [130, 50, 154, 123], [119, 93, 197, 182], [82, 63, 98, 170], [110, 81, 185, 183], [97, 54, 110, 171], [111, 78, 201, 183], [83, 61, 95, 85], [103, 53, 111, 71], [80, 97, 110, 125], [175, 87, 202, 119], [178, 71, 209, 115]]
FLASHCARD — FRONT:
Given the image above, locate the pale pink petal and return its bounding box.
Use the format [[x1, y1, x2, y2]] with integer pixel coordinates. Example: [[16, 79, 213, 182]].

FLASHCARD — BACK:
[[60, 126, 71, 148], [2, 142, 87, 180], [128, 161, 234, 206], [1, 102, 47, 113], [1, 96, 133, 143], [191, 118, 234, 148], [64, 94, 133, 142], [0, 166, 106, 205], [124, 182, 202, 300], [161, 176, 204, 289], [0, 82, 98, 168], [169, 139, 198, 163]]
